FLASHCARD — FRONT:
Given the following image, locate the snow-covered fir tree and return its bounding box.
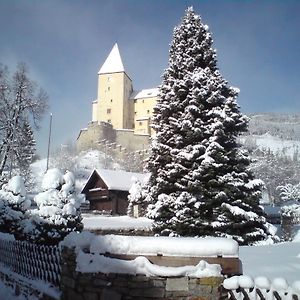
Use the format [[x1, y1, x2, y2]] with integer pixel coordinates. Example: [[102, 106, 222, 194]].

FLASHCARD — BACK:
[[145, 7, 272, 245], [12, 120, 36, 183], [24, 168, 84, 245]]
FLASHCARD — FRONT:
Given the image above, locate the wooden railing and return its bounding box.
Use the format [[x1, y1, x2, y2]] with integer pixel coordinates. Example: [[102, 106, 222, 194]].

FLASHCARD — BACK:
[[222, 275, 300, 300]]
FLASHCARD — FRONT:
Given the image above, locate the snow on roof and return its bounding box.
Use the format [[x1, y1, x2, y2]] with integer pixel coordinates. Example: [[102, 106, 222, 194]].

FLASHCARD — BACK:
[[98, 43, 125, 75], [130, 88, 159, 99], [86, 169, 147, 191], [136, 117, 150, 121]]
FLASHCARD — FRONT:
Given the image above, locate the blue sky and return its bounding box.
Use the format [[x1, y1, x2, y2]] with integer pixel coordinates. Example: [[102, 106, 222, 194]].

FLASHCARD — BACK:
[[0, 0, 299, 157]]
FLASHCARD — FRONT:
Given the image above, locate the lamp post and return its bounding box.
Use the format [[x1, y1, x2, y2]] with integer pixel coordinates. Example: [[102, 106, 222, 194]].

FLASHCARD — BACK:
[[46, 113, 52, 172]]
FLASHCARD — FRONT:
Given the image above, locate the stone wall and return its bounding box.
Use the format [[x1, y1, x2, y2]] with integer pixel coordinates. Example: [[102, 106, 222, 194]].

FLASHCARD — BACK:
[[61, 247, 223, 300], [76, 121, 116, 152], [76, 122, 150, 153], [115, 129, 150, 152]]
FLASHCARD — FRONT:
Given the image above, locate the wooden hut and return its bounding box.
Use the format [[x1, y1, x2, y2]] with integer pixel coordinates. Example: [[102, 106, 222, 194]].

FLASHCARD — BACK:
[[81, 169, 145, 215]]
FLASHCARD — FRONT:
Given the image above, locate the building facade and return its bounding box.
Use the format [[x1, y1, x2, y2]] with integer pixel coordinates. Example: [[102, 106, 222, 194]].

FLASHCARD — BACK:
[[77, 44, 158, 152]]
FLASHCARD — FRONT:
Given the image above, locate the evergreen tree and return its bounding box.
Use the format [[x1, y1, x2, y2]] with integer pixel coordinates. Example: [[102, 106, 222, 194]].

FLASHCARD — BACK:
[[12, 120, 36, 182], [145, 7, 271, 245]]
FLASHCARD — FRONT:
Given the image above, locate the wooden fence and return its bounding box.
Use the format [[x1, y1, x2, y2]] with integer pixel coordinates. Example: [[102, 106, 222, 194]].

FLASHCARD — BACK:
[[222, 276, 300, 300], [0, 238, 61, 287]]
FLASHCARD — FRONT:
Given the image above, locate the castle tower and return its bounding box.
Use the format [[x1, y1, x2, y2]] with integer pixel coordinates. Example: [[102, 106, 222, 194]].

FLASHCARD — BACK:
[[92, 43, 134, 130]]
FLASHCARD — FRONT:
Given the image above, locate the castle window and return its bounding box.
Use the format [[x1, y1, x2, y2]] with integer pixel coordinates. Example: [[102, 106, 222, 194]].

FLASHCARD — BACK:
[[110, 99, 113, 103], [139, 121, 143, 126], [107, 108, 111, 114], [147, 110, 150, 114], [108, 86, 110, 91]]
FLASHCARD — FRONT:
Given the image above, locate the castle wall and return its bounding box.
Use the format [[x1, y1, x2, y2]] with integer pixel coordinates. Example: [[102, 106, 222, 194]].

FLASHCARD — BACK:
[[76, 122, 116, 152], [115, 129, 150, 152], [76, 122, 150, 153]]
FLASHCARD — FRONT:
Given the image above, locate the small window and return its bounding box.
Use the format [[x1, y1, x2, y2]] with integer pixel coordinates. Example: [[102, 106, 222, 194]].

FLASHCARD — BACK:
[[107, 76, 111, 82], [108, 119, 111, 123], [142, 100, 144, 103], [139, 121, 143, 126], [147, 110, 150, 114], [134, 99, 137, 103], [110, 99, 113, 103], [107, 108, 111, 114], [135, 111, 137, 115], [108, 86, 110, 91]]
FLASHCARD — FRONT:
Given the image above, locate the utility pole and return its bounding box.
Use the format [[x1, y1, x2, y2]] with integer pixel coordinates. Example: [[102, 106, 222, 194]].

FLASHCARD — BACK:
[[46, 113, 53, 172]]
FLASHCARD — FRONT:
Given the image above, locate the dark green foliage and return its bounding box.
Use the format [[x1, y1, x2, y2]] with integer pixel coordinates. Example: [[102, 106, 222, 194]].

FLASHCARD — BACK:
[[144, 8, 272, 245]]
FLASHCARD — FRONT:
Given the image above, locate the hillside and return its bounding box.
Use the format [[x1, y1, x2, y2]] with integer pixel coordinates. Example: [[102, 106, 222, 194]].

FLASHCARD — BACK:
[[247, 113, 300, 141], [30, 149, 120, 194]]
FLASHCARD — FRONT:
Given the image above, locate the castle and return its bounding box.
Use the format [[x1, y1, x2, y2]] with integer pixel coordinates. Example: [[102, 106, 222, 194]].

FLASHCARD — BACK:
[[77, 44, 159, 153]]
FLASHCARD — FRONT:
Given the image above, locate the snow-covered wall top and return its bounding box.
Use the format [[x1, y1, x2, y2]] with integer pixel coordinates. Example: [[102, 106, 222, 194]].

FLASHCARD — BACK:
[[62, 232, 239, 258]]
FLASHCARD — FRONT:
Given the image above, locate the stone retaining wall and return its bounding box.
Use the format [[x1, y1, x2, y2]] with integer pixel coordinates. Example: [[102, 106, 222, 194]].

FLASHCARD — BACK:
[[61, 247, 223, 300]]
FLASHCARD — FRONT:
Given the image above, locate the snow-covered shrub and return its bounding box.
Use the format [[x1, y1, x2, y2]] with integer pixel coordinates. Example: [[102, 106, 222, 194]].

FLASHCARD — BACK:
[[278, 185, 300, 241], [0, 176, 31, 239], [24, 168, 84, 245], [277, 183, 300, 203], [127, 177, 148, 217], [276, 183, 300, 240]]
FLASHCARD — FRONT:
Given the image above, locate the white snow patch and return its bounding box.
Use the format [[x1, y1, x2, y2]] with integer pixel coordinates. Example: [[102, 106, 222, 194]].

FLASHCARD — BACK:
[[89, 235, 238, 257], [82, 214, 153, 230], [5, 176, 26, 197], [76, 251, 221, 278], [41, 168, 63, 190], [0, 232, 15, 241]]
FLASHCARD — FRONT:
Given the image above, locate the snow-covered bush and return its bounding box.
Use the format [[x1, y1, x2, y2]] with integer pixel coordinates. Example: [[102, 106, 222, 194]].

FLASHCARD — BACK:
[[127, 177, 148, 217], [24, 168, 84, 245], [277, 183, 300, 203], [0, 176, 31, 239], [278, 183, 300, 222]]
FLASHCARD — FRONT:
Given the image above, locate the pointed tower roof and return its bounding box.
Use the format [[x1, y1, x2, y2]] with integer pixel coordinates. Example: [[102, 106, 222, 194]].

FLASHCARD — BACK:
[[98, 43, 125, 75]]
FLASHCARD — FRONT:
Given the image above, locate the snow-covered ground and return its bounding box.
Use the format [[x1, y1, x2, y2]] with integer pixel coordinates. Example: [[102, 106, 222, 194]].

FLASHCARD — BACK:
[[82, 214, 153, 230], [0, 281, 30, 300], [240, 242, 300, 284]]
